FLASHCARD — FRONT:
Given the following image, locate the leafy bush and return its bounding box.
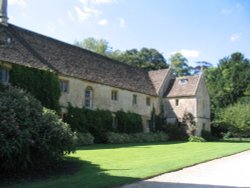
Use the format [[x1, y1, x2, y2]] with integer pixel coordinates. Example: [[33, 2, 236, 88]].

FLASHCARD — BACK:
[[106, 132, 131, 144], [201, 130, 217, 141], [116, 110, 143, 133], [0, 86, 76, 173], [65, 105, 113, 143], [106, 132, 169, 144], [163, 123, 188, 141], [220, 102, 250, 138], [76, 132, 94, 146], [188, 136, 206, 142]]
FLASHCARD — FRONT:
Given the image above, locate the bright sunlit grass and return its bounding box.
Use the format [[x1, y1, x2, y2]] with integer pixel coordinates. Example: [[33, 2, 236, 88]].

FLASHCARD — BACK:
[[4, 141, 250, 188]]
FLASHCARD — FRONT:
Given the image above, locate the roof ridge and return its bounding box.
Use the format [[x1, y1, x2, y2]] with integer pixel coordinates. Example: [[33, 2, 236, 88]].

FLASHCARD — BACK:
[[8, 23, 148, 74]]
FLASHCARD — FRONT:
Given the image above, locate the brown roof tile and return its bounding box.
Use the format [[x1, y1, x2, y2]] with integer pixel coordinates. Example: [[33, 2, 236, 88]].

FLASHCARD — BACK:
[[0, 24, 157, 96], [165, 74, 201, 97], [148, 69, 170, 94]]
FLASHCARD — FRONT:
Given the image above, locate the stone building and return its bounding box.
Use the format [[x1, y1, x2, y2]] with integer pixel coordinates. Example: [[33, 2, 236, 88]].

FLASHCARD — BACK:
[[0, 0, 210, 135]]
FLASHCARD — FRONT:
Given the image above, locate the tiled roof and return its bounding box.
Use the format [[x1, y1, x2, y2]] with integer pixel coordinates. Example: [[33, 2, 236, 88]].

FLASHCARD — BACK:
[[0, 24, 157, 96], [148, 69, 170, 94], [165, 74, 201, 98]]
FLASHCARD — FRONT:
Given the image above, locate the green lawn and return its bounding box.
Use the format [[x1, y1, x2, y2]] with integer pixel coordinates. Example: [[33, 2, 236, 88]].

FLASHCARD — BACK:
[[3, 141, 250, 188]]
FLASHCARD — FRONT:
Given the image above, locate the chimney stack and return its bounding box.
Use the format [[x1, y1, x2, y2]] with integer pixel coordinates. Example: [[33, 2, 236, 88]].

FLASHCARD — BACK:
[[0, 0, 8, 26]]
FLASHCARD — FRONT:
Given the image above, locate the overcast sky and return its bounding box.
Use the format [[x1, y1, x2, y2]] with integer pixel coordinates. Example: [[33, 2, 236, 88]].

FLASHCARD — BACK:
[[7, 0, 250, 66]]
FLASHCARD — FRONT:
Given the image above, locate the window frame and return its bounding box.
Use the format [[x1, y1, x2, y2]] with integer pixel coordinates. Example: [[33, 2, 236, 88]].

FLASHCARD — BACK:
[[59, 79, 69, 93], [111, 90, 118, 101], [146, 97, 151, 106], [0, 67, 10, 84], [132, 94, 137, 105], [85, 86, 93, 109], [175, 99, 179, 106]]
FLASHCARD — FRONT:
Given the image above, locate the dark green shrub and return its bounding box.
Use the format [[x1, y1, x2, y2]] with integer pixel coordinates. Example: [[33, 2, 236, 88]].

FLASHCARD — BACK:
[[106, 131, 169, 144], [65, 105, 113, 143], [0, 86, 76, 173], [162, 123, 188, 141], [188, 136, 206, 142], [76, 132, 94, 146], [201, 130, 218, 141], [10, 64, 61, 112], [116, 110, 143, 133], [106, 132, 130, 144]]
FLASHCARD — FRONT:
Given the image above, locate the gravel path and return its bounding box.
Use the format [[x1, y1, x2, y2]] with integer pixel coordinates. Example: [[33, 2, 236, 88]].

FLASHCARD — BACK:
[[121, 150, 250, 188]]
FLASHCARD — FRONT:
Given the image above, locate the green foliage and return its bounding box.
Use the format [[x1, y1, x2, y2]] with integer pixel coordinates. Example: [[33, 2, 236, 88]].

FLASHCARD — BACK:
[[166, 123, 189, 141], [9, 64, 61, 112], [220, 102, 250, 138], [182, 112, 196, 136], [75, 37, 112, 56], [65, 105, 113, 143], [106, 132, 169, 144], [116, 110, 143, 133], [204, 52, 250, 118], [0, 86, 75, 173], [76, 132, 94, 146], [201, 130, 217, 141], [115, 48, 168, 70], [188, 136, 206, 142], [169, 52, 191, 76]]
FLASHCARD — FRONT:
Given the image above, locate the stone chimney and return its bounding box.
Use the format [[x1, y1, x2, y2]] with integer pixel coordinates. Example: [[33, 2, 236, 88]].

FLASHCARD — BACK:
[[0, 0, 8, 26]]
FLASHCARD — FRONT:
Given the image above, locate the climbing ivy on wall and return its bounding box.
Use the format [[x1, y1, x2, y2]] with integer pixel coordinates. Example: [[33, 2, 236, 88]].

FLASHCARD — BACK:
[[10, 64, 61, 112]]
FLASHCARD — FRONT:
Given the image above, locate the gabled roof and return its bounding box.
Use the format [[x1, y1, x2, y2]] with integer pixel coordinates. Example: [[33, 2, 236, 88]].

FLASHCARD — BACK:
[[148, 68, 170, 94], [165, 74, 201, 98], [0, 24, 157, 96]]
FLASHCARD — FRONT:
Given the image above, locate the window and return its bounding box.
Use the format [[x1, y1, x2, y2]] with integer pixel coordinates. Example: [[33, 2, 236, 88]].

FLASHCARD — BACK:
[[146, 97, 151, 106], [0, 68, 9, 84], [175, 99, 179, 106], [179, 78, 188, 85], [111, 90, 118, 101], [132, 94, 137, 105], [60, 80, 69, 93], [85, 87, 93, 108]]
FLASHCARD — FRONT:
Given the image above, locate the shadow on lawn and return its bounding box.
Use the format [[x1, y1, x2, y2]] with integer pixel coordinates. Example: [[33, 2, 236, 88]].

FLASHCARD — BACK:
[[1, 156, 139, 188], [79, 141, 187, 150]]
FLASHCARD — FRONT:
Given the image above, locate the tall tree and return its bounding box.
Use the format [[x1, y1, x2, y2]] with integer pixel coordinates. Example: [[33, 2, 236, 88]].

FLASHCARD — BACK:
[[74, 37, 112, 56], [169, 52, 191, 76], [204, 52, 250, 118], [115, 48, 168, 70], [75, 38, 168, 70]]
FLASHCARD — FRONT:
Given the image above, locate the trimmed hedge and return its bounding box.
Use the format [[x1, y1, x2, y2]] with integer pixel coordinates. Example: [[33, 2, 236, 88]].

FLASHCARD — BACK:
[[106, 132, 169, 144]]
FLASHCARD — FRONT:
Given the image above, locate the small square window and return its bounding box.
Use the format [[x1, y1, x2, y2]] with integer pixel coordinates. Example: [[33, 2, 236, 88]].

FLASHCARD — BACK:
[[132, 94, 137, 105], [146, 97, 151, 106], [60, 80, 69, 93], [111, 90, 118, 101]]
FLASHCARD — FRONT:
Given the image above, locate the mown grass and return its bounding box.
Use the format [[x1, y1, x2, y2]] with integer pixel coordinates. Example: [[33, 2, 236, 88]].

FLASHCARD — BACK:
[[3, 141, 250, 188]]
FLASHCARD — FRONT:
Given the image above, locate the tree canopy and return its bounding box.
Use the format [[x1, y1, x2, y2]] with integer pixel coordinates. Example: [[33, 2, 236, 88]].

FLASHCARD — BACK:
[[74, 38, 168, 71], [169, 52, 191, 76], [204, 52, 250, 113], [74, 37, 112, 56]]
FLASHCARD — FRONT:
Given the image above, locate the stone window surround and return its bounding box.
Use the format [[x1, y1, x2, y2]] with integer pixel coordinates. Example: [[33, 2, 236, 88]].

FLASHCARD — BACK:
[[85, 86, 93, 109], [111, 90, 118, 101], [59, 79, 69, 93]]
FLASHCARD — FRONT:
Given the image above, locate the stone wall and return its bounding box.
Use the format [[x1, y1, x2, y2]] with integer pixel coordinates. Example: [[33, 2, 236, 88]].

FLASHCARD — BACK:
[[59, 74, 159, 131]]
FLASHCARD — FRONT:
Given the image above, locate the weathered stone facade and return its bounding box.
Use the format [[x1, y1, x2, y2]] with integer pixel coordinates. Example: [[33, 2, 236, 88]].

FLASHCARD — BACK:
[[0, 2, 211, 135]]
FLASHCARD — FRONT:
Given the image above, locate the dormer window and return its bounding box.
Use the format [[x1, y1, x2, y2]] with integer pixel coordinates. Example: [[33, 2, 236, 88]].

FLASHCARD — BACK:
[[179, 78, 188, 85]]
